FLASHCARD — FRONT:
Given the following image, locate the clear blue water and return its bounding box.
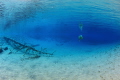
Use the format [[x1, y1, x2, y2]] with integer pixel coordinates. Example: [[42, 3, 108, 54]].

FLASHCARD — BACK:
[[1, 0, 120, 45], [0, 0, 120, 79]]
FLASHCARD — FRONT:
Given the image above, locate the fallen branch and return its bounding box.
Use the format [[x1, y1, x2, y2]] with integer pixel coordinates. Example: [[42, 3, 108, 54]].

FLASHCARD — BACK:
[[3, 37, 53, 59]]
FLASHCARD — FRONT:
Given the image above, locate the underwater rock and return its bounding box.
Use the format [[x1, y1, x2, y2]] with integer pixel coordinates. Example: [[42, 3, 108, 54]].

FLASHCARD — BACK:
[[4, 47, 8, 50], [0, 48, 3, 53]]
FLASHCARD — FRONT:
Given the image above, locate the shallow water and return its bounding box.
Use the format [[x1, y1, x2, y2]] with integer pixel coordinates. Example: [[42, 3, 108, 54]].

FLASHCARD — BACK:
[[0, 0, 120, 80]]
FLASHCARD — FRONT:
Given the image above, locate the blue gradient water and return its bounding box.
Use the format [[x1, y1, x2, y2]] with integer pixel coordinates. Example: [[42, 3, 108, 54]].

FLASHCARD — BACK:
[[0, 0, 120, 80], [1, 0, 120, 45], [0, 0, 119, 58]]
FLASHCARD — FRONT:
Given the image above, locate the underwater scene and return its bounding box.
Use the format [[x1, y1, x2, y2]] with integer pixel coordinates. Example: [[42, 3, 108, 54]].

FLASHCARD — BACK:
[[0, 0, 120, 80]]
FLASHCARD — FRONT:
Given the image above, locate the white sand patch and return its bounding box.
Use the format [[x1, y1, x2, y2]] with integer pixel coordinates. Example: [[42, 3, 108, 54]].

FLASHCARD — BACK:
[[0, 37, 120, 80]]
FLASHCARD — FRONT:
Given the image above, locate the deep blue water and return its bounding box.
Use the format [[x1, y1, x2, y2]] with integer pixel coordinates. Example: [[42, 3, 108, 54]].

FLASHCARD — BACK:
[[0, 0, 120, 45]]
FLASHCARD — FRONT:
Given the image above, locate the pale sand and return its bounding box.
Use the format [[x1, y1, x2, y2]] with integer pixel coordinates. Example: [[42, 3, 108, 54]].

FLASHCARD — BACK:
[[0, 38, 120, 80]]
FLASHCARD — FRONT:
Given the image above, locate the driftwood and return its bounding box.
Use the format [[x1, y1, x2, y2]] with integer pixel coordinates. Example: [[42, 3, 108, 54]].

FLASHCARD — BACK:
[[3, 37, 53, 60]]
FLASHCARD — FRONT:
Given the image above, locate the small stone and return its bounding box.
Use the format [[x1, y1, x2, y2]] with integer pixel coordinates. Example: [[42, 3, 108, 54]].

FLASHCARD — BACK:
[[0, 48, 3, 53], [4, 47, 8, 50]]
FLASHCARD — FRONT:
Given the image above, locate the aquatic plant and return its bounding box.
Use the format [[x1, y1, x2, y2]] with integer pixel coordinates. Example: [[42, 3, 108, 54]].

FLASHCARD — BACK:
[[3, 37, 53, 60], [78, 35, 83, 40], [78, 23, 84, 41], [79, 23, 83, 31]]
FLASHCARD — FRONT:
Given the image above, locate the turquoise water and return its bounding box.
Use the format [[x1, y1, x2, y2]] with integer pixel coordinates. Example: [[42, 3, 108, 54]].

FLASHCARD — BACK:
[[0, 0, 120, 80], [1, 0, 120, 44]]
